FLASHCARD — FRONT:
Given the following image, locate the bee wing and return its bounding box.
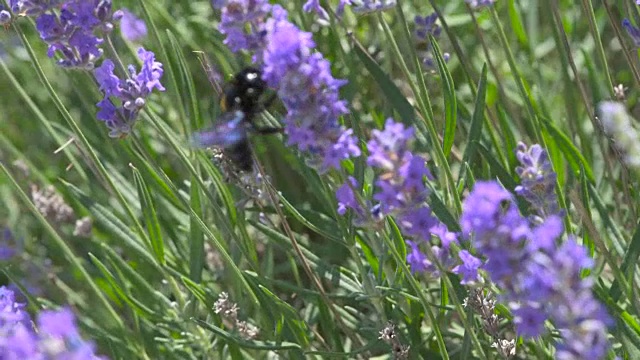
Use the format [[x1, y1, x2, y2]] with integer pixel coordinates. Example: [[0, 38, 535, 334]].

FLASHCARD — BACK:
[[190, 111, 247, 148]]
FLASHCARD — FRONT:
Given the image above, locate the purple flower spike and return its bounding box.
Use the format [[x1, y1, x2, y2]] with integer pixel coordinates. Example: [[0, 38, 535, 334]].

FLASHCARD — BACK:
[[302, 0, 329, 20], [0, 228, 18, 260], [0, 286, 28, 327], [452, 250, 482, 284], [406, 240, 430, 273], [414, 13, 441, 40], [367, 119, 414, 170], [336, 176, 361, 216], [414, 12, 448, 68], [623, 19, 640, 47], [218, 1, 358, 171], [465, 0, 496, 9], [514, 142, 561, 220], [0, 9, 11, 25], [0, 287, 107, 358], [351, 0, 397, 14], [461, 181, 610, 357], [93, 48, 165, 137], [119, 8, 147, 41], [17, 0, 121, 69]]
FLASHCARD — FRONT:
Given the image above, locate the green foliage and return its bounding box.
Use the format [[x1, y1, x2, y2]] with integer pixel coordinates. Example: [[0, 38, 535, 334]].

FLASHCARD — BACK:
[[1, 0, 640, 359]]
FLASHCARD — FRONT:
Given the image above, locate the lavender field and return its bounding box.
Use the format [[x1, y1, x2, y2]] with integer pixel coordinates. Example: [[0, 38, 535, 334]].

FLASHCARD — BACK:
[[0, 0, 638, 359]]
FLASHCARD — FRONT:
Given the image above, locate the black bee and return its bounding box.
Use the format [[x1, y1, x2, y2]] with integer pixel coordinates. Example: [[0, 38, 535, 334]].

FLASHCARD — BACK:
[[191, 66, 281, 172]]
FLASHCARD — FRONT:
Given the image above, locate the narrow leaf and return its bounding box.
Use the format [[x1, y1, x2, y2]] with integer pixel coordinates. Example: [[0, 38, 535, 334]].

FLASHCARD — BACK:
[[430, 35, 457, 157], [132, 167, 166, 265]]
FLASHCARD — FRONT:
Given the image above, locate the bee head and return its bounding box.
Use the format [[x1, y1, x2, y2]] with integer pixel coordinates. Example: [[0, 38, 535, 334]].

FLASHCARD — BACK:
[[236, 67, 266, 101]]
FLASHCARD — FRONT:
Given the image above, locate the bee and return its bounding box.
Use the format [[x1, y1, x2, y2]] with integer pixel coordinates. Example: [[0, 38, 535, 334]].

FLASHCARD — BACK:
[[191, 64, 282, 172]]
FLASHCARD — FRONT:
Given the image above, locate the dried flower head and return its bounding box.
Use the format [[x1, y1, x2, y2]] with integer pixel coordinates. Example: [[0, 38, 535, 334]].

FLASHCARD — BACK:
[[31, 184, 75, 223], [378, 323, 409, 359], [613, 84, 626, 101], [73, 216, 93, 238], [213, 292, 260, 340]]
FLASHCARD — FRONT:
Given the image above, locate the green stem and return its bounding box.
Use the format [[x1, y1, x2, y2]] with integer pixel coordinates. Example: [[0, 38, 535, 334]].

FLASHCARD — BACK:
[[489, 7, 543, 144], [378, 230, 454, 360], [580, 0, 614, 98]]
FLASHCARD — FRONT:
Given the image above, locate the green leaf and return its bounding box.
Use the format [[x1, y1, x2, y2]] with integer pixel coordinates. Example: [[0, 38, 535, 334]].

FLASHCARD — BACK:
[[0, 164, 123, 329], [278, 195, 342, 243], [89, 254, 156, 317], [461, 64, 488, 171], [63, 181, 160, 269], [477, 144, 518, 191], [194, 318, 303, 351], [181, 276, 208, 304], [540, 117, 595, 183], [508, 0, 530, 50], [429, 192, 460, 231], [430, 35, 457, 157], [609, 220, 640, 302], [132, 167, 166, 265], [351, 38, 415, 125]]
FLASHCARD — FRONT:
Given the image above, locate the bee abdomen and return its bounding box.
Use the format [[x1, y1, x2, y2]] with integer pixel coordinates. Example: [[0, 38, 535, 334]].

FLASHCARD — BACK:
[[225, 140, 253, 172]]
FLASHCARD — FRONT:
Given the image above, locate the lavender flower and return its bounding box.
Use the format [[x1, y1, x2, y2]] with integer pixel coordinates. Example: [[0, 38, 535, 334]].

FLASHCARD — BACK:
[[414, 13, 449, 68], [514, 142, 560, 220], [336, 119, 468, 277], [597, 101, 640, 170], [623, 19, 640, 47], [218, 0, 360, 171], [0, 286, 28, 326], [452, 250, 482, 284], [466, 0, 496, 9], [350, 0, 397, 14], [336, 176, 362, 216], [302, 0, 329, 20], [365, 119, 432, 217], [0, 8, 11, 25], [10, 0, 56, 17], [0, 228, 18, 260], [14, 0, 122, 69], [119, 8, 147, 42], [218, 0, 272, 54], [261, 10, 359, 170], [0, 287, 106, 358], [461, 181, 610, 358], [461, 181, 531, 288], [93, 47, 165, 137]]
